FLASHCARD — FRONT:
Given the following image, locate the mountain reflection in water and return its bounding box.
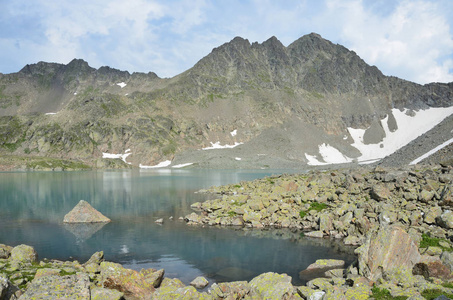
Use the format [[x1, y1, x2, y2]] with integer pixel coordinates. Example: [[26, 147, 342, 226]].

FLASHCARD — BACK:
[[0, 169, 356, 286]]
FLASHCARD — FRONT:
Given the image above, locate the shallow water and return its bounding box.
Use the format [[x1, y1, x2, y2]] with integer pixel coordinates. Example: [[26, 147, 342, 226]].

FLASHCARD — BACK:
[[0, 169, 356, 286]]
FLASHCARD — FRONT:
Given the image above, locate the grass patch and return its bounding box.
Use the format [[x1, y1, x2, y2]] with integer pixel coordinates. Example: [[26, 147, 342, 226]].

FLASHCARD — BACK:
[[421, 289, 453, 300], [371, 287, 407, 299], [299, 202, 329, 219], [419, 233, 452, 251], [227, 211, 237, 217]]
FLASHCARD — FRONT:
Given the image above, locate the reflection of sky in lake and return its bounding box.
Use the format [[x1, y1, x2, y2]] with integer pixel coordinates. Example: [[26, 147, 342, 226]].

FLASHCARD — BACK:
[[0, 169, 356, 286]]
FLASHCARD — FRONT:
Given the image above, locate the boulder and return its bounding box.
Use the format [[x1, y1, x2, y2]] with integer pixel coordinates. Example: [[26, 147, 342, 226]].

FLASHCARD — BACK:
[[91, 287, 124, 300], [210, 281, 250, 299], [355, 225, 421, 281], [84, 251, 104, 266], [63, 200, 111, 223], [370, 185, 391, 201], [100, 261, 156, 298], [10, 244, 38, 263], [0, 276, 9, 299], [436, 210, 453, 229], [0, 244, 12, 259], [249, 272, 294, 299], [190, 276, 209, 289], [19, 274, 90, 300]]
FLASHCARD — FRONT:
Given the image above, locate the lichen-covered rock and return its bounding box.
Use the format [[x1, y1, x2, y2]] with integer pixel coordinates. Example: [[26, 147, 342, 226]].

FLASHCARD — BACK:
[[190, 276, 208, 289], [19, 274, 90, 300], [84, 251, 104, 265], [10, 244, 38, 264], [63, 200, 111, 223], [153, 284, 210, 299], [249, 272, 294, 299], [437, 210, 453, 229], [0, 276, 9, 299], [91, 287, 124, 300], [100, 261, 155, 298], [34, 268, 60, 279], [0, 244, 12, 259], [355, 225, 421, 281], [142, 268, 164, 288], [210, 281, 250, 299]]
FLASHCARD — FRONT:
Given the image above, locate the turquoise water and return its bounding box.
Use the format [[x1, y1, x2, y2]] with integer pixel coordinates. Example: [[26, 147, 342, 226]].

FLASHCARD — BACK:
[[0, 169, 355, 286]]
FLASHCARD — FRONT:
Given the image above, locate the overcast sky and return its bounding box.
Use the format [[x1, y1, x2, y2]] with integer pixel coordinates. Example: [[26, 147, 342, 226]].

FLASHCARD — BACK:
[[1, 0, 453, 84]]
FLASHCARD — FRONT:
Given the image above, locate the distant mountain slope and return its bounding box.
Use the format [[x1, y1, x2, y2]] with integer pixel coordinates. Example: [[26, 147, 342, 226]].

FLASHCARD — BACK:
[[0, 33, 452, 169]]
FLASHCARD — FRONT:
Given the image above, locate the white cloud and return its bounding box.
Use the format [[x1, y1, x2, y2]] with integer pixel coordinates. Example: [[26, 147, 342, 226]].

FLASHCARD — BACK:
[[323, 0, 453, 84], [0, 0, 452, 84]]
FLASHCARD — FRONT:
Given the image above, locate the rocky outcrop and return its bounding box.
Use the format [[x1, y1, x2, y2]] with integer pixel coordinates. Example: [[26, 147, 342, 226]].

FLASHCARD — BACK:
[[355, 225, 421, 281], [19, 274, 91, 300], [63, 200, 111, 223], [10, 245, 37, 264]]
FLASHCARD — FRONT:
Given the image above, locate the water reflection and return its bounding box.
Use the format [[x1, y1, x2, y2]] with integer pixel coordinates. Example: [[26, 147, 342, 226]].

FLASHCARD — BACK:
[[0, 169, 356, 285]]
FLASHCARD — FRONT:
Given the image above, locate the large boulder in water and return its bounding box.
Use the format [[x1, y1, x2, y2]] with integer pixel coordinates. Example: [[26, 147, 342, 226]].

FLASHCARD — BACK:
[[10, 244, 38, 263], [355, 225, 420, 281], [63, 200, 111, 223]]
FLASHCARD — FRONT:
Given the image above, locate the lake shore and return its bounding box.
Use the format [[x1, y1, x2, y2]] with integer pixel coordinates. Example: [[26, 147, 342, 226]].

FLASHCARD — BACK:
[[2, 164, 453, 299]]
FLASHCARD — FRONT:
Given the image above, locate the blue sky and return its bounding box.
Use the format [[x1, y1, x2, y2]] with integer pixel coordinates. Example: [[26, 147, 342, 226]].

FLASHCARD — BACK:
[[1, 0, 453, 84]]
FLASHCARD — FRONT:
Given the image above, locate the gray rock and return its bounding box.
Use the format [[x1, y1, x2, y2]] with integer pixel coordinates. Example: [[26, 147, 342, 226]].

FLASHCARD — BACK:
[[84, 251, 104, 265], [19, 274, 90, 300], [63, 200, 111, 223], [0, 244, 12, 259], [304, 231, 324, 238], [210, 281, 250, 299], [440, 251, 453, 271], [370, 185, 391, 201], [355, 225, 421, 281], [10, 244, 38, 264], [0, 276, 9, 299], [249, 272, 293, 299], [437, 210, 453, 229], [91, 287, 124, 300], [190, 276, 209, 289]]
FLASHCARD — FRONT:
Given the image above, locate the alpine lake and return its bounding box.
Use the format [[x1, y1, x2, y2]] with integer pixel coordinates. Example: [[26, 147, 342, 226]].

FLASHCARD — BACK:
[[0, 169, 356, 286]]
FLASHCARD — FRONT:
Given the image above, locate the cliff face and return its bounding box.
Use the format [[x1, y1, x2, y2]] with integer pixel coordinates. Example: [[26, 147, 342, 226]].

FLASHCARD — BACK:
[[0, 33, 452, 168]]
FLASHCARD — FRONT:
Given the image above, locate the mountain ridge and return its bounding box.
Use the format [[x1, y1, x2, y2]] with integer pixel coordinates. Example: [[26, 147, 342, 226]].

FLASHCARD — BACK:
[[0, 33, 452, 169]]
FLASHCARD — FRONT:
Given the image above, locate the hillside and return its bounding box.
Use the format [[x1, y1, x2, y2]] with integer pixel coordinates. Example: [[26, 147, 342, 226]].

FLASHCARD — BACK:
[[0, 33, 452, 169]]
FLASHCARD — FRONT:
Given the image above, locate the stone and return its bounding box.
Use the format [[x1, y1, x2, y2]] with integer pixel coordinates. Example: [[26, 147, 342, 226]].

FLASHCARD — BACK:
[[185, 212, 201, 223], [100, 261, 155, 298], [63, 200, 111, 223], [10, 244, 38, 263], [19, 274, 90, 300], [425, 246, 443, 256], [190, 276, 209, 289], [91, 287, 124, 300], [153, 284, 210, 299], [319, 213, 334, 233], [370, 185, 391, 201], [325, 269, 345, 278], [34, 268, 61, 279], [0, 276, 9, 299], [355, 225, 421, 281], [307, 277, 333, 290], [437, 210, 453, 229], [304, 231, 324, 238], [424, 206, 443, 224], [155, 218, 164, 224], [0, 244, 12, 259], [306, 259, 345, 270], [142, 268, 165, 288], [210, 281, 250, 299], [344, 235, 361, 246], [249, 272, 293, 299], [84, 251, 104, 265], [440, 251, 453, 271]]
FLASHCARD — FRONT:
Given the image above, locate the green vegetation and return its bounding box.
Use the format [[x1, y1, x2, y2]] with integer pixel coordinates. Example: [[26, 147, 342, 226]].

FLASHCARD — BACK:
[[371, 287, 407, 299], [421, 289, 453, 300], [419, 233, 452, 251], [227, 211, 237, 217], [299, 202, 329, 219]]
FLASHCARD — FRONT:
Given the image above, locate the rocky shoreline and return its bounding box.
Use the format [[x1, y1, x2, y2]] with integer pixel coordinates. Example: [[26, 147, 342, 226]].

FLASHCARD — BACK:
[[2, 164, 453, 299]]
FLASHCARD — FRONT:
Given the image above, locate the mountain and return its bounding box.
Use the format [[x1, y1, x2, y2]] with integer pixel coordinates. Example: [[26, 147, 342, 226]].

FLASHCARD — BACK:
[[0, 33, 452, 169]]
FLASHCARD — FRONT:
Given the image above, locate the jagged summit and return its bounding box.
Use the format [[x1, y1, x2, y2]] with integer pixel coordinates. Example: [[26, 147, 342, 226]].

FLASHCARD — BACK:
[[0, 32, 452, 169]]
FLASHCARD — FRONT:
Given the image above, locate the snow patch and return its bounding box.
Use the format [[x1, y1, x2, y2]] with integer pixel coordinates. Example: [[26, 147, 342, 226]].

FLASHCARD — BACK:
[[305, 143, 353, 166], [117, 82, 127, 88], [230, 129, 237, 137], [410, 137, 453, 165], [235, 157, 242, 161], [45, 112, 57, 115], [348, 107, 453, 163], [202, 141, 243, 150], [172, 163, 193, 168], [102, 151, 132, 164], [139, 160, 172, 169], [74, 92, 77, 95]]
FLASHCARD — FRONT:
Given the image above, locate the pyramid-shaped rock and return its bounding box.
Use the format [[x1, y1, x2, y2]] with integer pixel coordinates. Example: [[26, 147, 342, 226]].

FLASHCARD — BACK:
[[63, 200, 111, 223]]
